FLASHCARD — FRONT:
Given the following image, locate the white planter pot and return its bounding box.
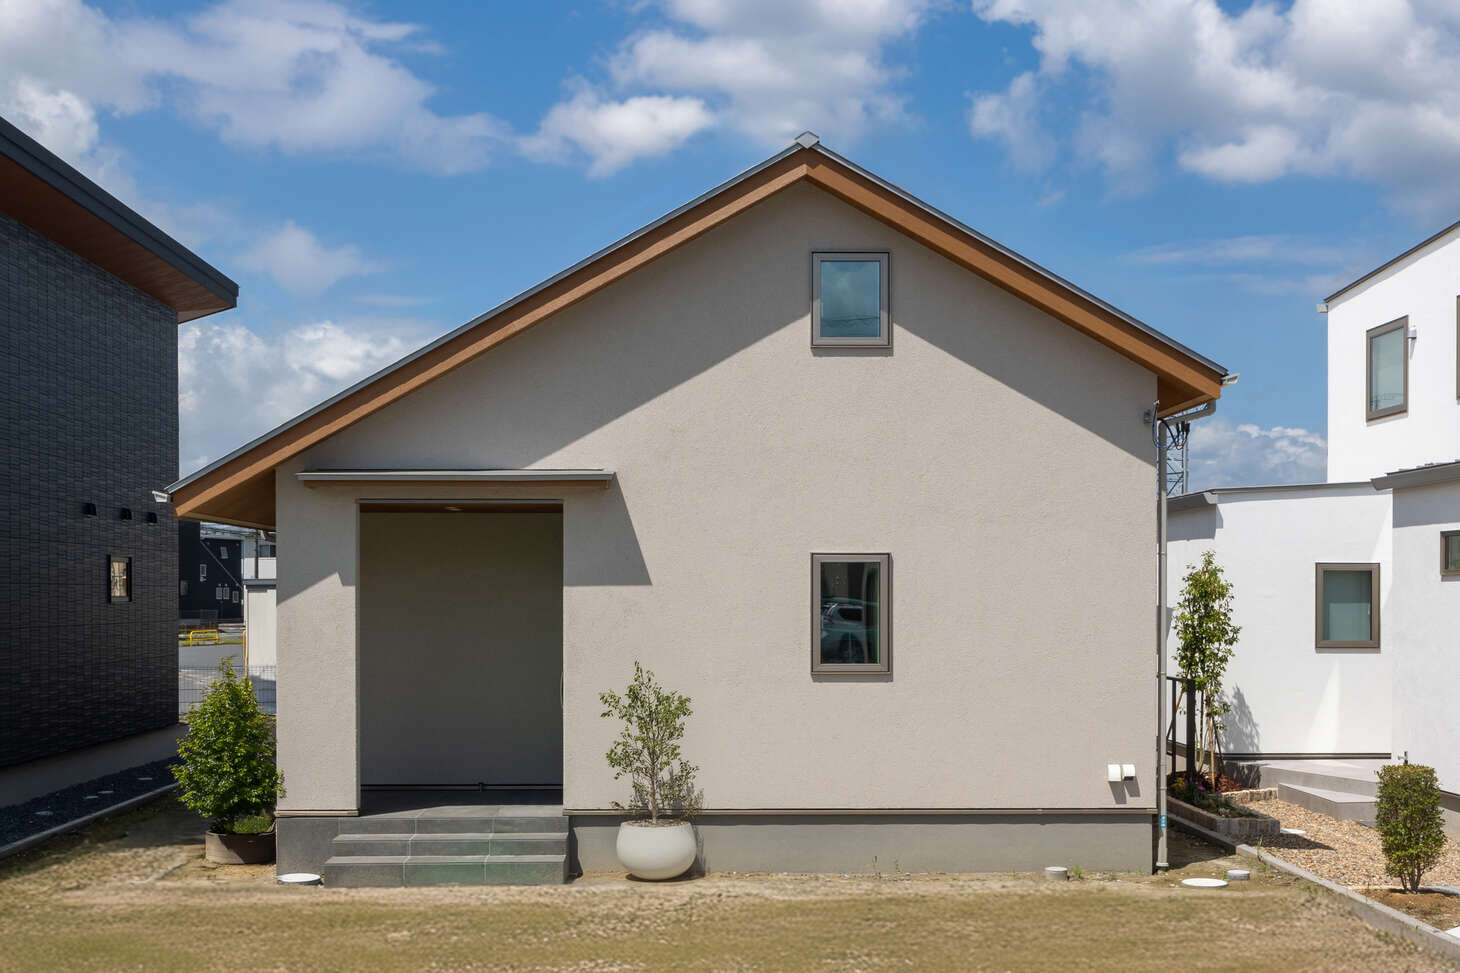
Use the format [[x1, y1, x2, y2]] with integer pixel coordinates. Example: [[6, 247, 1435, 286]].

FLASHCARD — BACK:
[[615, 820, 696, 880]]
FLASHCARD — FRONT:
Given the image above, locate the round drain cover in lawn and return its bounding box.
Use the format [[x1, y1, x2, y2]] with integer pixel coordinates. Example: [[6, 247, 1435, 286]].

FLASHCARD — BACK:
[[1181, 878, 1228, 889], [278, 873, 322, 886], [1226, 869, 1250, 882]]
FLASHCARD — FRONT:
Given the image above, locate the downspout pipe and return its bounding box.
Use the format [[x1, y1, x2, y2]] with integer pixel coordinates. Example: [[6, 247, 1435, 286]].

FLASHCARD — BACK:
[[1151, 394, 1222, 873]]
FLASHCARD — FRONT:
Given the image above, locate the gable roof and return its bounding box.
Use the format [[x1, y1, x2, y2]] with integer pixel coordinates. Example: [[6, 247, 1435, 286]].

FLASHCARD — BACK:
[[1324, 217, 1460, 306], [168, 133, 1229, 529], [0, 114, 237, 322]]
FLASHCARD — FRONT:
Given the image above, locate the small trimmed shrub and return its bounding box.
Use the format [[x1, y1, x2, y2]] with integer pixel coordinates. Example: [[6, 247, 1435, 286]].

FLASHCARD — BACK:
[[1375, 763, 1445, 893], [172, 658, 285, 834], [599, 662, 702, 823]]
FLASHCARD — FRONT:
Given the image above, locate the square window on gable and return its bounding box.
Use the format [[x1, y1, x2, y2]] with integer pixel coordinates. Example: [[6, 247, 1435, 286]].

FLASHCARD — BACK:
[[813, 252, 889, 347]]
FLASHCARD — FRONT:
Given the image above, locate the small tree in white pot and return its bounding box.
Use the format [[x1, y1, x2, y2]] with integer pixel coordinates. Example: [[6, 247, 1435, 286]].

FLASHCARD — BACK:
[[599, 662, 702, 880]]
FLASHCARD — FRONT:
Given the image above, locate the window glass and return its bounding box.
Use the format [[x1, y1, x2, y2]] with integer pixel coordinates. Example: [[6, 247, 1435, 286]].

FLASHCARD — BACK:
[[819, 260, 882, 339], [1369, 325, 1405, 414], [108, 556, 131, 603], [1445, 533, 1460, 573], [819, 560, 881, 665], [1322, 569, 1373, 642]]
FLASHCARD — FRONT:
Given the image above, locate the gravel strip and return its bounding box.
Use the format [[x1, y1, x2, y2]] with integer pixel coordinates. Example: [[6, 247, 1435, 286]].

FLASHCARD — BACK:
[[0, 758, 176, 848], [1247, 798, 1460, 889]]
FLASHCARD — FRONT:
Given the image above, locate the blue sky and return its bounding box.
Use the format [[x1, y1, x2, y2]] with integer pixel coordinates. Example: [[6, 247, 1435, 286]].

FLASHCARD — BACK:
[[5, 0, 1458, 487]]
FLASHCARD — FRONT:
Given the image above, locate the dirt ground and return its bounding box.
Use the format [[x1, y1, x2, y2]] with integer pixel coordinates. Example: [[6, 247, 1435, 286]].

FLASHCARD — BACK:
[[0, 798, 1456, 972], [1366, 890, 1460, 934]]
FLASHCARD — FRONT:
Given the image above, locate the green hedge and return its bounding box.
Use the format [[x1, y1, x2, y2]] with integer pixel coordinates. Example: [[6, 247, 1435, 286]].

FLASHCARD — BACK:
[[1374, 763, 1445, 893]]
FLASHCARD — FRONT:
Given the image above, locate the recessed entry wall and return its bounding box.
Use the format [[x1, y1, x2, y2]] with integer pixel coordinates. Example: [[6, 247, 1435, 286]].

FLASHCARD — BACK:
[[359, 510, 563, 787]]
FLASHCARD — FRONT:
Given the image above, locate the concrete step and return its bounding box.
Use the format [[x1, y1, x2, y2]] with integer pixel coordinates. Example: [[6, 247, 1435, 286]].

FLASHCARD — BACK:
[[1278, 782, 1377, 825], [1252, 762, 1380, 797], [339, 806, 568, 836], [332, 831, 568, 858], [323, 853, 568, 888]]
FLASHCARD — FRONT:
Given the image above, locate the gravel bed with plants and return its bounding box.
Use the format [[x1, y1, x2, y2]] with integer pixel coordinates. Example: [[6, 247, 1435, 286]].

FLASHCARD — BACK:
[[1247, 798, 1460, 889], [0, 758, 175, 850]]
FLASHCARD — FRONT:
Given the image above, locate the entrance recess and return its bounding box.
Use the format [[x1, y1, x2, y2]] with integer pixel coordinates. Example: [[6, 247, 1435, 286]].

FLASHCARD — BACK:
[[359, 507, 563, 788]]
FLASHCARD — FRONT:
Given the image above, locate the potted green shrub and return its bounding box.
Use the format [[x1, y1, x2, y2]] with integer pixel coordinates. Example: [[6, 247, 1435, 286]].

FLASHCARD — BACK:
[[599, 662, 702, 880], [172, 658, 285, 864]]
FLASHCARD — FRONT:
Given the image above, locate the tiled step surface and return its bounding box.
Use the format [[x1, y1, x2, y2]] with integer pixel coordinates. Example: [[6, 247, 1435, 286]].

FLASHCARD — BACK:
[[1278, 782, 1377, 825], [323, 805, 569, 887]]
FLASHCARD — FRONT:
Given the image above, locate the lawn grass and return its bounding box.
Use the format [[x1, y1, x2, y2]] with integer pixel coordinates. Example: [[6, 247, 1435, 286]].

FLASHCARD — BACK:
[[0, 799, 1452, 972]]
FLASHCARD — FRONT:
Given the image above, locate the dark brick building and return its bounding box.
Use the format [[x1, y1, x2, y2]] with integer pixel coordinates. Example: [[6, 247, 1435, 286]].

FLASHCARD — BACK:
[[178, 520, 244, 623], [0, 115, 237, 768]]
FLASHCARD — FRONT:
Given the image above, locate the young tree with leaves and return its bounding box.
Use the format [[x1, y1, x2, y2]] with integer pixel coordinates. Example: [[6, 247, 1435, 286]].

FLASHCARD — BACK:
[[172, 658, 284, 833], [599, 662, 702, 823], [1173, 551, 1241, 796]]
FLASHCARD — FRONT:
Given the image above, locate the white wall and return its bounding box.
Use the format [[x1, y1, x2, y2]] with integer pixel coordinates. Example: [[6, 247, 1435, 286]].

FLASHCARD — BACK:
[[1387, 481, 1460, 793], [277, 181, 1163, 813], [1326, 228, 1460, 482], [1167, 485, 1393, 757], [243, 583, 276, 668]]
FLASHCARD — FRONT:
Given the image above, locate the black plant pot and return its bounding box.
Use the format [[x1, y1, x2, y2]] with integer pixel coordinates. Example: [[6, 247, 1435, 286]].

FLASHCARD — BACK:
[[205, 829, 276, 864]]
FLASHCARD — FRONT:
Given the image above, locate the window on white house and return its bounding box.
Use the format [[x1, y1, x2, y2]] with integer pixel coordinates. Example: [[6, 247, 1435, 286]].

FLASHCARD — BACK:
[[1367, 317, 1407, 420], [1315, 563, 1380, 648], [1442, 531, 1460, 578], [812, 554, 891, 673], [812, 252, 889, 347]]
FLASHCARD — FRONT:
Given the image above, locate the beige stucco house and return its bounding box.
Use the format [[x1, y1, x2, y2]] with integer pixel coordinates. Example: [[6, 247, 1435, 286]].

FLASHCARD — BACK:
[[168, 134, 1229, 884]]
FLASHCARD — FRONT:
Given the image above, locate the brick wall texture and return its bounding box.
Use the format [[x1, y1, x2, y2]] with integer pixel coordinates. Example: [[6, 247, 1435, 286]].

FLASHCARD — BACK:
[[0, 209, 179, 767]]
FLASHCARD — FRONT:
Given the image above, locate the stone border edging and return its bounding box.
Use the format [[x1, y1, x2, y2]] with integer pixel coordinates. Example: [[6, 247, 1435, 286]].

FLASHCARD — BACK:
[[0, 783, 178, 863], [1170, 813, 1460, 964]]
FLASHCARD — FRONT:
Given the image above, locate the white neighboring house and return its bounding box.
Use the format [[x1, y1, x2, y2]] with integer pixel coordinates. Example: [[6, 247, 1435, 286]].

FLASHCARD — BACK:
[[1169, 220, 1460, 831]]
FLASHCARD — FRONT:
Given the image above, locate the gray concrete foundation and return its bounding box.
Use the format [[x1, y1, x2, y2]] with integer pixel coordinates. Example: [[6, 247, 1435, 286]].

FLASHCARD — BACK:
[[571, 811, 1155, 876]]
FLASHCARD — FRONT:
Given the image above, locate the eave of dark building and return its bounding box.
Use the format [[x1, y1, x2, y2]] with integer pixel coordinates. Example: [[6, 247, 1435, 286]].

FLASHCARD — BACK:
[[0, 114, 237, 322]]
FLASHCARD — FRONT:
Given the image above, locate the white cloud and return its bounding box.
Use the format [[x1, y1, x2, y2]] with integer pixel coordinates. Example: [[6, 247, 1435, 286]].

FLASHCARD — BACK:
[[969, 0, 1460, 212], [178, 317, 435, 473], [1126, 235, 1349, 267], [0, 0, 505, 173], [237, 222, 385, 297], [969, 71, 1054, 169], [1187, 417, 1327, 490], [525, 0, 934, 172], [520, 86, 714, 177], [1122, 234, 1373, 295]]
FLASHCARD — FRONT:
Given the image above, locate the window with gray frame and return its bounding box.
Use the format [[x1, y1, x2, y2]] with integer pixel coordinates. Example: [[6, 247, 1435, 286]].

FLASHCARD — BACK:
[[1315, 562, 1379, 648], [812, 554, 890, 673], [1443, 530, 1460, 578], [1366, 317, 1408, 420], [812, 252, 889, 347]]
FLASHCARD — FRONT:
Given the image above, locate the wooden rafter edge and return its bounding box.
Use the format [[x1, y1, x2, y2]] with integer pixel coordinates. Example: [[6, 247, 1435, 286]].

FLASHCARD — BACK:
[[171, 146, 1225, 528]]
